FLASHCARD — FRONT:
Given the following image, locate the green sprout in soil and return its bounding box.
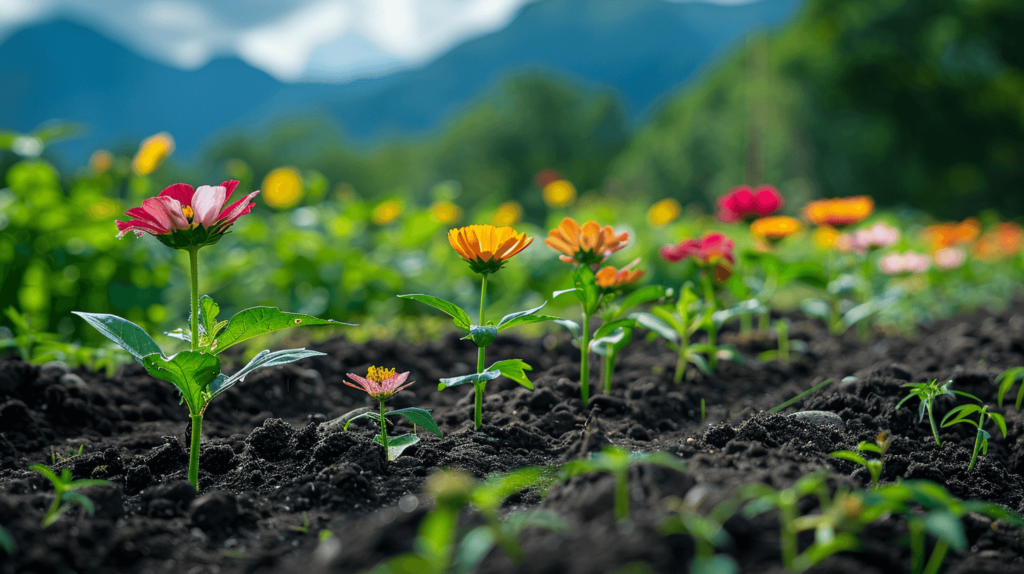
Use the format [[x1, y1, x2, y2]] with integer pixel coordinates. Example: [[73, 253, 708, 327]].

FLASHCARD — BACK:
[[376, 467, 566, 574], [562, 446, 687, 522], [830, 430, 892, 489], [660, 489, 743, 574], [895, 379, 978, 446], [402, 224, 552, 429], [941, 401, 1007, 471], [30, 464, 112, 527], [341, 366, 441, 460], [996, 366, 1024, 410], [75, 181, 347, 491], [631, 282, 717, 383]]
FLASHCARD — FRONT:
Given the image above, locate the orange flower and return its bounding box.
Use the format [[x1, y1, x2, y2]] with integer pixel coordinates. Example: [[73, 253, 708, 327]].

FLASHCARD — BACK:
[[923, 218, 981, 251], [802, 196, 874, 228], [813, 226, 841, 249], [545, 217, 629, 266], [973, 222, 1024, 261], [750, 216, 801, 244], [595, 258, 644, 289], [448, 224, 533, 275]]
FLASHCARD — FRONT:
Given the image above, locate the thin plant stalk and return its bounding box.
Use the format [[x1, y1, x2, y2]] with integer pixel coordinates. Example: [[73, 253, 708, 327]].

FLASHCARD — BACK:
[[188, 414, 202, 489], [603, 352, 613, 395], [778, 491, 798, 569], [927, 403, 940, 446], [923, 541, 949, 574], [378, 399, 388, 451], [967, 407, 987, 471], [187, 246, 202, 490], [580, 310, 591, 404], [188, 247, 199, 352], [474, 274, 488, 430]]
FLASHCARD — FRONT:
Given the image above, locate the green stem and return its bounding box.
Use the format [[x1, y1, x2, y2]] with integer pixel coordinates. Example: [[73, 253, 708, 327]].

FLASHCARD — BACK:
[[968, 408, 987, 471], [922, 541, 949, 574], [615, 469, 629, 522], [475, 274, 488, 430], [188, 247, 200, 351], [928, 404, 941, 446], [674, 348, 686, 383], [379, 400, 389, 459], [188, 414, 202, 491], [701, 271, 718, 370], [580, 310, 591, 404], [779, 501, 797, 569], [910, 522, 924, 574], [603, 351, 614, 394]]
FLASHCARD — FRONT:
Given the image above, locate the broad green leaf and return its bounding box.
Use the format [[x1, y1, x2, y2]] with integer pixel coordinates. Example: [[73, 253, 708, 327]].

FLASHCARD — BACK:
[[842, 301, 877, 329], [830, 451, 868, 466], [592, 327, 632, 356], [924, 511, 967, 549], [198, 295, 221, 336], [687, 352, 712, 376], [495, 314, 559, 331], [472, 467, 547, 510], [387, 407, 442, 437], [398, 294, 471, 330], [858, 442, 882, 454], [630, 312, 680, 344], [214, 307, 347, 353], [142, 351, 222, 413], [615, 285, 666, 315], [712, 299, 768, 329], [496, 302, 546, 328], [490, 359, 533, 389], [208, 348, 325, 398], [439, 369, 502, 390], [594, 318, 637, 340], [553, 319, 581, 340], [378, 434, 420, 460], [462, 325, 497, 348], [72, 312, 162, 363], [452, 526, 496, 574]]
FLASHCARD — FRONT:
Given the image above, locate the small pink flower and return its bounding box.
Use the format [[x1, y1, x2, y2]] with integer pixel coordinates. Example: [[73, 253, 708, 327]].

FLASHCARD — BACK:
[[115, 180, 260, 249], [933, 247, 966, 270], [344, 367, 415, 401], [879, 252, 930, 275], [851, 222, 900, 251]]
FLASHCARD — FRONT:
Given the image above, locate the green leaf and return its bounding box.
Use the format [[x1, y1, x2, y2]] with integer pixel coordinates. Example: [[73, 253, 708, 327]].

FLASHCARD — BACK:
[[552, 288, 579, 299], [452, 526, 496, 574], [438, 369, 502, 390], [496, 314, 560, 331], [553, 319, 581, 341], [462, 325, 497, 348], [615, 285, 666, 315], [213, 307, 347, 353], [198, 296, 221, 336], [594, 318, 637, 340], [496, 302, 546, 329], [592, 326, 632, 357], [800, 299, 831, 321], [472, 467, 548, 510], [208, 348, 325, 398], [924, 511, 967, 549], [380, 434, 420, 461], [387, 408, 442, 437], [941, 404, 983, 427], [989, 412, 1007, 438], [62, 491, 96, 514], [142, 351, 222, 413], [996, 367, 1024, 410], [72, 312, 162, 364], [0, 524, 14, 554], [711, 299, 768, 329], [630, 312, 680, 345], [490, 359, 534, 389], [687, 352, 712, 376], [398, 294, 471, 330], [573, 265, 603, 315], [842, 301, 877, 329], [690, 555, 739, 574], [502, 509, 570, 537], [830, 451, 868, 467]]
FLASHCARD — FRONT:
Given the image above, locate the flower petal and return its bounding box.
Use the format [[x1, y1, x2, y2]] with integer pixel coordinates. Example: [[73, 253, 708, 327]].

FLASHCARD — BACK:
[[220, 180, 240, 203], [217, 190, 260, 225], [159, 183, 195, 207], [192, 185, 228, 228]]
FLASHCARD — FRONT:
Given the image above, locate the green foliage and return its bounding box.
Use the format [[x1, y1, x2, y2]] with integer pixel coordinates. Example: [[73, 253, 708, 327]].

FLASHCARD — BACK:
[[438, 359, 534, 391], [896, 380, 979, 446], [830, 431, 892, 489], [996, 367, 1024, 411], [1, 307, 130, 375], [29, 464, 112, 527], [941, 402, 1007, 471], [562, 446, 687, 522]]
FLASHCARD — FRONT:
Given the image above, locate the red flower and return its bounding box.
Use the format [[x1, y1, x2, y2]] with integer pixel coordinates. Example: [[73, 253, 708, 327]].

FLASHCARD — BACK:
[[116, 180, 259, 249], [716, 185, 783, 223], [661, 232, 736, 282]]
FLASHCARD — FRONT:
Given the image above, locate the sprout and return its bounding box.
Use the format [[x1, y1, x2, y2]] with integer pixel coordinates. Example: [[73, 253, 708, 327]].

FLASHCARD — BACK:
[[29, 464, 112, 527]]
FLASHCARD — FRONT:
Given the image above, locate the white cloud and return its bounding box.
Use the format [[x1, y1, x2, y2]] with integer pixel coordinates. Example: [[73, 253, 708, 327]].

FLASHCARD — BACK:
[[237, 1, 353, 80]]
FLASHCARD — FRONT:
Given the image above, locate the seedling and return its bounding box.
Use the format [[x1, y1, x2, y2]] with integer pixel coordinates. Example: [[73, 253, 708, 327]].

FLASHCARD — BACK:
[[376, 467, 566, 574], [995, 366, 1024, 410], [895, 380, 977, 446], [631, 283, 718, 383], [941, 402, 1006, 471], [660, 489, 743, 574], [51, 444, 85, 465], [830, 431, 892, 489], [0, 525, 13, 554], [290, 512, 311, 533], [75, 181, 347, 490], [757, 318, 809, 365], [561, 446, 687, 522], [547, 218, 637, 403], [401, 224, 551, 429], [341, 366, 442, 460], [30, 464, 112, 527]]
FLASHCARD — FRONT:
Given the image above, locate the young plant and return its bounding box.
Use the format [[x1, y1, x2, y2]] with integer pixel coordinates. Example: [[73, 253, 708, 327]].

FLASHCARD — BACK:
[[895, 379, 977, 446], [74, 181, 346, 490], [660, 489, 743, 574], [30, 464, 112, 527], [400, 224, 550, 429], [546, 217, 633, 403], [376, 467, 566, 574], [561, 446, 687, 522], [341, 366, 442, 460], [995, 366, 1024, 410], [830, 431, 892, 489], [756, 318, 809, 365], [631, 282, 719, 383], [660, 232, 737, 370], [941, 402, 1006, 471]]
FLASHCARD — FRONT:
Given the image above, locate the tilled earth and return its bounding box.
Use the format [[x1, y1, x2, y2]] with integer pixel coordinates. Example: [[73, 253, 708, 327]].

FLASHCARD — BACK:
[[2, 304, 1024, 573]]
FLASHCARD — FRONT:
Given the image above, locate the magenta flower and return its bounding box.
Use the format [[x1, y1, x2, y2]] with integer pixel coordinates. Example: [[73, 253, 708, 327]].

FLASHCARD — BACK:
[[344, 367, 415, 401], [115, 180, 260, 250]]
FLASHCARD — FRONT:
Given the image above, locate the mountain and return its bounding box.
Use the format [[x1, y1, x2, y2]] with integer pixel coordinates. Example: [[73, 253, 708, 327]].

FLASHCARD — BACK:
[[0, 0, 802, 164]]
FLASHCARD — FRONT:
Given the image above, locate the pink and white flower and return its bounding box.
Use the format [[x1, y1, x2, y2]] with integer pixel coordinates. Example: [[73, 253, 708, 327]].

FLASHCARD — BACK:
[[344, 367, 415, 401], [933, 247, 967, 270], [115, 180, 259, 249], [879, 252, 931, 275]]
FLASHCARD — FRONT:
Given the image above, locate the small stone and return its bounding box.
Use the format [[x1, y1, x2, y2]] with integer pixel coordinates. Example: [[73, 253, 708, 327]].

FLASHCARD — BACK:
[[838, 376, 859, 390], [790, 411, 845, 431], [40, 361, 71, 377]]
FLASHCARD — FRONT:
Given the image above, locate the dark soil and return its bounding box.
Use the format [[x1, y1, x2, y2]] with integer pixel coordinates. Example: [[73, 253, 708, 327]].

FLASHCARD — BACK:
[[3, 304, 1024, 574]]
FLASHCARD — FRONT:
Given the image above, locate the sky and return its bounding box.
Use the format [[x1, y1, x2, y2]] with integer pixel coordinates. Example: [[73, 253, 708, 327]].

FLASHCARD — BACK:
[[0, 0, 754, 83]]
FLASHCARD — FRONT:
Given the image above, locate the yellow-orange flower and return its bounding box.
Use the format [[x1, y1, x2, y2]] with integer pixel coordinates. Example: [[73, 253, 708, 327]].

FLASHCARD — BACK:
[[813, 226, 841, 249], [595, 258, 644, 289], [372, 199, 403, 225], [750, 216, 801, 243], [973, 222, 1024, 261], [132, 132, 175, 176], [262, 167, 304, 209], [647, 198, 682, 227], [923, 218, 981, 251], [430, 201, 462, 224], [542, 179, 576, 208], [491, 201, 523, 226], [448, 224, 533, 275], [545, 217, 629, 266], [802, 196, 874, 228], [90, 150, 113, 173]]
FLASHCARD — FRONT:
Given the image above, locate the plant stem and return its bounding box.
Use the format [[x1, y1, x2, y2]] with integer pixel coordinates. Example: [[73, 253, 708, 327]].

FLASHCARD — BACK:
[[779, 499, 797, 569], [379, 399, 389, 459], [615, 469, 629, 522], [674, 349, 686, 383], [927, 403, 940, 446], [922, 541, 949, 574], [188, 247, 200, 351], [701, 271, 718, 370], [909, 521, 924, 574], [968, 408, 987, 471], [580, 310, 591, 404], [188, 414, 202, 491], [603, 351, 614, 394], [475, 274, 488, 430]]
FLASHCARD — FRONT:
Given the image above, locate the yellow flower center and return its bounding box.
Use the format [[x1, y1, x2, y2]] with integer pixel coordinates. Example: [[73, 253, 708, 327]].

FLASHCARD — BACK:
[[367, 366, 396, 383], [182, 205, 194, 220]]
